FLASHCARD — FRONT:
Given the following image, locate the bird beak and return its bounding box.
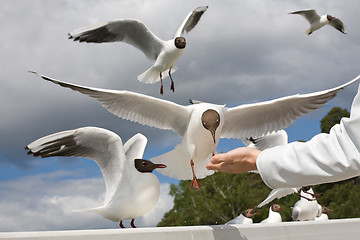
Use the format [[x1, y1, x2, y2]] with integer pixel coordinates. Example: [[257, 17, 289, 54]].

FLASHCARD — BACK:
[[153, 163, 167, 169], [210, 129, 216, 144], [249, 208, 260, 215]]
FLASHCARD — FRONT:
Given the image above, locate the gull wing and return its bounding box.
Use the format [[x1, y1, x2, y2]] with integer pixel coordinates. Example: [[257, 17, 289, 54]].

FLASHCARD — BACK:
[[173, 6, 208, 38], [243, 130, 288, 150], [258, 188, 298, 208], [26, 127, 127, 204], [222, 75, 360, 139], [289, 9, 320, 24], [69, 19, 164, 61], [329, 17, 347, 34], [30, 72, 190, 136], [124, 133, 148, 162]]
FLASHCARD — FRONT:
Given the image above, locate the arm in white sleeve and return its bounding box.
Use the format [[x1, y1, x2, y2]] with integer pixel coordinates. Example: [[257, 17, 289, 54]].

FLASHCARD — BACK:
[[257, 83, 360, 189]]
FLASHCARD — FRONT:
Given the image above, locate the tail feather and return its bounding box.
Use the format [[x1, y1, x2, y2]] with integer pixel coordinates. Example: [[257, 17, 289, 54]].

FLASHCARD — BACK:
[[151, 144, 214, 180], [137, 66, 178, 84], [137, 67, 161, 84]]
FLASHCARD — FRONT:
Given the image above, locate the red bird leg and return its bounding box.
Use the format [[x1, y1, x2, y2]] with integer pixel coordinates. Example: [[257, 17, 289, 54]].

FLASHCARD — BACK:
[[212, 152, 215, 157], [130, 219, 136, 228], [190, 159, 201, 189], [119, 221, 125, 228], [296, 192, 317, 201], [169, 69, 175, 92], [301, 187, 322, 199], [160, 73, 164, 95]]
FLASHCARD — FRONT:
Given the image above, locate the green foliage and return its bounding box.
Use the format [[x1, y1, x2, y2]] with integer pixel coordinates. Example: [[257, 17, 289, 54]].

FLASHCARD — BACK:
[[158, 172, 300, 226], [320, 107, 349, 133]]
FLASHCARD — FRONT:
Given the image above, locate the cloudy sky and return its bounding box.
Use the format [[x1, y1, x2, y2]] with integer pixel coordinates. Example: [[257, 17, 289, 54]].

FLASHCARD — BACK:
[[1, 0, 360, 232]]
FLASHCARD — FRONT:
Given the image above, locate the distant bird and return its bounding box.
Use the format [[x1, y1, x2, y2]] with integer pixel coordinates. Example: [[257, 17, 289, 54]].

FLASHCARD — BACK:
[[315, 205, 333, 221], [292, 187, 322, 221], [289, 9, 347, 35], [260, 204, 283, 223], [69, 6, 208, 95], [30, 71, 360, 189], [226, 208, 259, 225], [26, 127, 166, 228]]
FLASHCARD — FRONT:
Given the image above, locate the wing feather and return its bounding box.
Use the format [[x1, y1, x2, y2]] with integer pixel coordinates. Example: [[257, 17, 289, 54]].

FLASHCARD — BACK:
[[173, 6, 208, 37], [69, 19, 164, 61], [222, 75, 360, 139], [30, 72, 190, 136], [26, 127, 126, 203]]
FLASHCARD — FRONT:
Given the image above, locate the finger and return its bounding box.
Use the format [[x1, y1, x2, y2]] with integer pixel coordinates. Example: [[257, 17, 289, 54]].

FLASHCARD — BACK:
[[210, 153, 227, 164], [206, 162, 220, 171]]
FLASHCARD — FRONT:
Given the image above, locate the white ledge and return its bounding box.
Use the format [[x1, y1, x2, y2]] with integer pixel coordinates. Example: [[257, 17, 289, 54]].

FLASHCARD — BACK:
[[1, 218, 359, 240]]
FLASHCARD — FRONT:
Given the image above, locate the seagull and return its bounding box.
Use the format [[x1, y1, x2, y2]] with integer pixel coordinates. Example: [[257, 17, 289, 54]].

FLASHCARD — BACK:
[[315, 205, 333, 221], [25, 127, 166, 228], [30, 71, 360, 189], [260, 204, 283, 223], [226, 208, 260, 225], [289, 9, 347, 35], [68, 6, 208, 95], [292, 187, 322, 221]]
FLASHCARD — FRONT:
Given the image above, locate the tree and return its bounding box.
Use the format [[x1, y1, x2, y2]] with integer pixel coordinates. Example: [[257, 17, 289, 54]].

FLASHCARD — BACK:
[[320, 107, 349, 133]]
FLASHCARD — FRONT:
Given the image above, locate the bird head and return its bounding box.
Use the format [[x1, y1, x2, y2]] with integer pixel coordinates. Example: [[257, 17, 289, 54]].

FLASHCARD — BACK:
[[201, 109, 220, 144], [174, 37, 186, 49], [134, 159, 167, 173]]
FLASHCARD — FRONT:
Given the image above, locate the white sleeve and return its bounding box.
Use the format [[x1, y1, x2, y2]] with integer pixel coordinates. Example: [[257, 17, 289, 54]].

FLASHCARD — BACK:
[[256, 83, 360, 189]]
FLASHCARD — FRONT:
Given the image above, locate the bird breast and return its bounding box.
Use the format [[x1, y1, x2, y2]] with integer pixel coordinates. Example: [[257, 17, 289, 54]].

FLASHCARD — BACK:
[[153, 40, 184, 71]]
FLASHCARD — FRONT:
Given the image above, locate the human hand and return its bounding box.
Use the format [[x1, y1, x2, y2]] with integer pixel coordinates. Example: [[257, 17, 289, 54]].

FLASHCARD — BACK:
[[206, 147, 261, 174]]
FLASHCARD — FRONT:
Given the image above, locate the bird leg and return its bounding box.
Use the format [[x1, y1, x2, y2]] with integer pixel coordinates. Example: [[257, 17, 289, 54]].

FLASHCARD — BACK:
[[300, 187, 322, 200], [130, 219, 137, 228], [160, 73, 164, 95], [169, 69, 175, 92], [119, 221, 125, 228], [190, 159, 201, 189]]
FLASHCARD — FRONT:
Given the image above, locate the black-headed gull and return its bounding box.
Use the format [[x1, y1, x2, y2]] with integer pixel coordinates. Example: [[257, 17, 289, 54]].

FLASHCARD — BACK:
[[315, 205, 333, 221], [69, 6, 208, 95], [226, 208, 259, 225], [289, 9, 347, 35], [260, 204, 283, 223], [292, 187, 322, 221], [30, 71, 360, 189], [26, 127, 166, 228]]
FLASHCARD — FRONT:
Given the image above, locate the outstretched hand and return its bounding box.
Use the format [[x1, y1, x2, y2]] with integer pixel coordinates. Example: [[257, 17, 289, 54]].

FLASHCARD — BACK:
[[206, 147, 261, 174]]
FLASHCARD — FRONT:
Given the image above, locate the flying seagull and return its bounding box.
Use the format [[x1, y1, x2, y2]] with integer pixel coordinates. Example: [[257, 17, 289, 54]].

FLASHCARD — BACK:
[[26, 127, 166, 228], [289, 9, 347, 35], [69, 6, 208, 95], [30, 71, 360, 189]]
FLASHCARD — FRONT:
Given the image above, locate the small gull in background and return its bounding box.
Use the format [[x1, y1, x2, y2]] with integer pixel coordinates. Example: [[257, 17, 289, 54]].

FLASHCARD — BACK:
[[260, 204, 283, 223], [30, 71, 360, 189], [315, 205, 333, 221], [226, 208, 259, 225], [26, 127, 166, 228], [289, 9, 347, 35], [69, 6, 208, 95], [292, 187, 322, 221]]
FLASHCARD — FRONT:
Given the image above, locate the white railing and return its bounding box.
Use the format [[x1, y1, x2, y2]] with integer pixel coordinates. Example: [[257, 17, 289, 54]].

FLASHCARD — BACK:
[[1, 218, 359, 240]]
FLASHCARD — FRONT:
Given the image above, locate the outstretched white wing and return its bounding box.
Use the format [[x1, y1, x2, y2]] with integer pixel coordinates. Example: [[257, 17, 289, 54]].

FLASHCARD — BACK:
[[31, 72, 191, 137], [243, 130, 288, 150], [69, 19, 164, 61], [173, 6, 208, 38], [26, 126, 127, 204], [258, 188, 299, 208], [289, 9, 320, 24], [222, 75, 360, 139]]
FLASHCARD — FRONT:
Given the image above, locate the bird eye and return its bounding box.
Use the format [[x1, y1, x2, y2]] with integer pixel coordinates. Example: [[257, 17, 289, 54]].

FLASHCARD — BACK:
[[142, 161, 146, 166]]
